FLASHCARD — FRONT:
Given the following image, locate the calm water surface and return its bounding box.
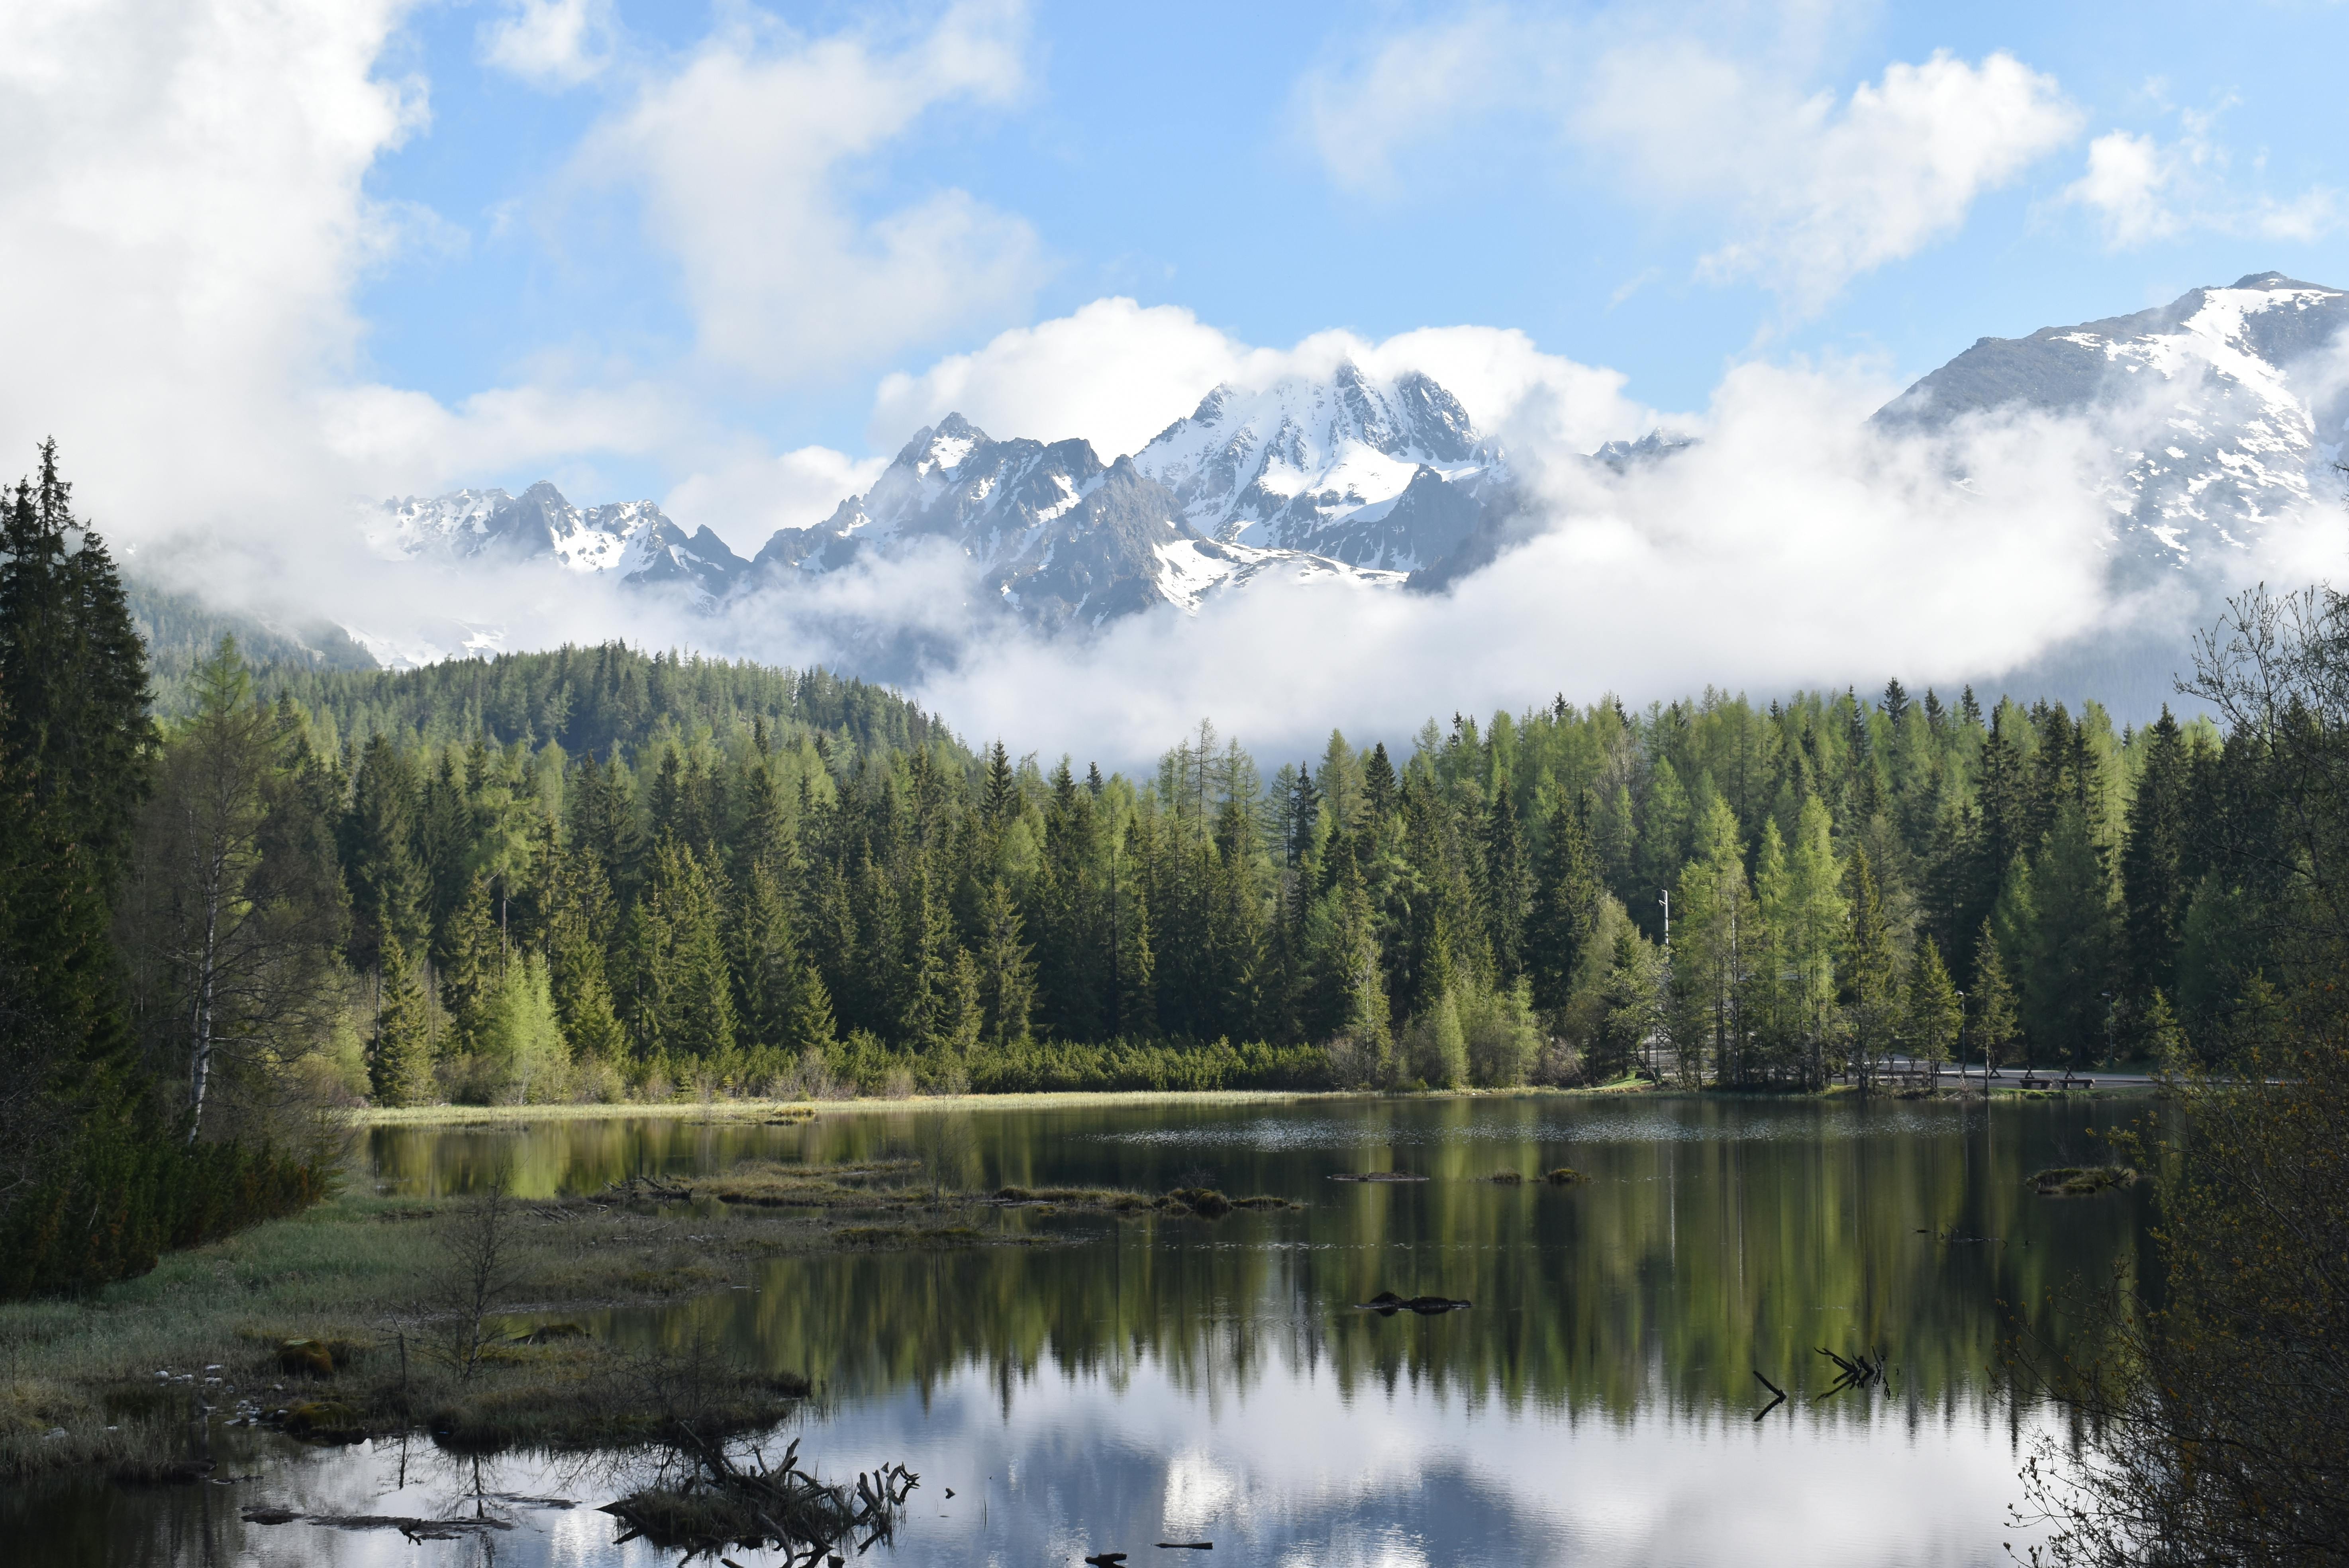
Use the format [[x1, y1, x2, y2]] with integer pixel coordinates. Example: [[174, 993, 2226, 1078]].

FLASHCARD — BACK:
[[22, 1094, 2156, 1567]]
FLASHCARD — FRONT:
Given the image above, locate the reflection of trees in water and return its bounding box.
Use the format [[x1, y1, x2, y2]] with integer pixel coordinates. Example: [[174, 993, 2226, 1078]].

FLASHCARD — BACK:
[[559, 1098, 2149, 1422]]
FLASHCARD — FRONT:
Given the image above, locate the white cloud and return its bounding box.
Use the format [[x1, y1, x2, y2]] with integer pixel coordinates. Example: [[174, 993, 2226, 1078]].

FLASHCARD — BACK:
[[575, 0, 1044, 381], [0, 0, 427, 543], [2067, 130, 2176, 246], [480, 0, 615, 87], [1298, 8, 1521, 195], [871, 298, 1268, 457], [1297, 10, 2078, 313], [2066, 110, 2344, 249], [1714, 52, 2078, 304], [664, 443, 888, 553], [1590, 49, 2079, 312], [867, 297, 1649, 461]]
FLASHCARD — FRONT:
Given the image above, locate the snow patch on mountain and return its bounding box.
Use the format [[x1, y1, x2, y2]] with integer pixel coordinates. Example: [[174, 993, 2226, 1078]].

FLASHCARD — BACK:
[[1878, 273, 2349, 582], [1132, 361, 1503, 570]]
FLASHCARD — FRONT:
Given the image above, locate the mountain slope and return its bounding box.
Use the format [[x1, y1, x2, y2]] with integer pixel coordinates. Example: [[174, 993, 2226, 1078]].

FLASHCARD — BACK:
[[1877, 272, 2349, 579]]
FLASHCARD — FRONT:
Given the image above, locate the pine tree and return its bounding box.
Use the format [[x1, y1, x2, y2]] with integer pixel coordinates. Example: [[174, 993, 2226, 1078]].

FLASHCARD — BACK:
[[1781, 794, 1847, 1084], [2029, 799, 2120, 1066], [1112, 852, 1157, 1039], [343, 735, 427, 974], [981, 741, 1019, 831], [371, 936, 436, 1106], [546, 848, 625, 1063], [733, 859, 814, 1055], [942, 949, 984, 1056], [1635, 759, 1691, 933], [1904, 937, 1961, 1068], [1408, 988, 1469, 1089], [0, 443, 156, 1241], [437, 873, 504, 1055], [636, 841, 738, 1070], [898, 863, 956, 1049], [1480, 785, 1530, 984], [1969, 921, 2020, 1076], [974, 877, 1035, 1046], [2120, 707, 2188, 1019], [1526, 794, 1602, 1011], [1362, 742, 1398, 824], [1287, 762, 1324, 866], [1844, 845, 1900, 1087]]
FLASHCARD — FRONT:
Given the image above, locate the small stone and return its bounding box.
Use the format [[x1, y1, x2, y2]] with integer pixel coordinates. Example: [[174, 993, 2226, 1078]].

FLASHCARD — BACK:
[[42, 1428, 66, 1441]]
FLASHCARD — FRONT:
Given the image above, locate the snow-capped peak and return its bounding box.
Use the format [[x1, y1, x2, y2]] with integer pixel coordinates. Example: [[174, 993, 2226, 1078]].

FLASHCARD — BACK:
[[1131, 360, 1502, 569]]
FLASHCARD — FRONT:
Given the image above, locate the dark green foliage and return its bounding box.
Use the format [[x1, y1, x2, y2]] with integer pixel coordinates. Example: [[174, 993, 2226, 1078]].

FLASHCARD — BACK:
[[0, 443, 329, 1298]]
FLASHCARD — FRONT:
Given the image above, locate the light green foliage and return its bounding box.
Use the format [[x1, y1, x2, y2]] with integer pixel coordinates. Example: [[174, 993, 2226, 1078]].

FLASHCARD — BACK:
[[1406, 989, 1470, 1089]]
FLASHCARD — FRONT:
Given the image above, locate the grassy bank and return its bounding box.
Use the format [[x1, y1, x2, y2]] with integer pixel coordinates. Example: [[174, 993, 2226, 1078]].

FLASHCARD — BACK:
[[350, 1086, 1352, 1127], [0, 1158, 1063, 1483]]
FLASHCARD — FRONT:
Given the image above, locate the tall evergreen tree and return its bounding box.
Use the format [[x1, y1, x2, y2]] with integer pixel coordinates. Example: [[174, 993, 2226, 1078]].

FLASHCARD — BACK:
[[370, 936, 436, 1106], [2119, 707, 2188, 1018], [1526, 795, 1603, 1011]]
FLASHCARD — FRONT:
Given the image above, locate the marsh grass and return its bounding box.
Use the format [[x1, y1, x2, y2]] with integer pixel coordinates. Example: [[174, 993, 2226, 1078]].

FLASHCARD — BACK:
[[0, 1160, 1035, 1482]]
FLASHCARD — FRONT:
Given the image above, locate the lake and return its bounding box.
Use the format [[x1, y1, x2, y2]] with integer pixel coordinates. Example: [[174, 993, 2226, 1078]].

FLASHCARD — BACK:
[[18, 1092, 2155, 1566]]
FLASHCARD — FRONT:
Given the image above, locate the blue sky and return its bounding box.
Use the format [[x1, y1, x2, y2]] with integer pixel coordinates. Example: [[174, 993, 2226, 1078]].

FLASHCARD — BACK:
[[320, 0, 2349, 529], [4, 0, 2345, 748]]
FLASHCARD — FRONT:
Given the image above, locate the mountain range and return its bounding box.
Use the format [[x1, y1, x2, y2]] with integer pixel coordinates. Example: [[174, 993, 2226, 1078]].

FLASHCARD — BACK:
[[372, 272, 2348, 655]]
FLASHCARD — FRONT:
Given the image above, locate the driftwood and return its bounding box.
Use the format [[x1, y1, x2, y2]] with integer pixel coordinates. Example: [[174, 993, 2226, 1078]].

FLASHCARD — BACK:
[[1328, 1173, 1427, 1183], [601, 1425, 916, 1561], [1752, 1370, 1787, 1419], [1356, 1291, 1472, 1315], [1812, 1346, 1889, 1401]]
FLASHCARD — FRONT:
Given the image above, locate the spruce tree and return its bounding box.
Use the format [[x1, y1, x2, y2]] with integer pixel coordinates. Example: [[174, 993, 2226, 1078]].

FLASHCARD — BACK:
[[974, 877, 1035, 1046], [1480, 785, 1529, 984], [1904, 938, 1962, 1068], [437, 873, 504, 1054], [1525, 795, 1601, 1012], [2120, 707, 2188, 1019], [371, 937, 436, 1106], [981, 741, 1018, 831], [343, 735, 426, 974], [1969, 921, 2020, 1076], [1843, 845, 1900, 1087], [0, 442, 154, 1238]]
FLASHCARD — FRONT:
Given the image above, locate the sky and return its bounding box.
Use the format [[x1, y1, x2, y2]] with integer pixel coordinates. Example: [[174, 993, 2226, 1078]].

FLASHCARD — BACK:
[[5, 0, 2349, 757]]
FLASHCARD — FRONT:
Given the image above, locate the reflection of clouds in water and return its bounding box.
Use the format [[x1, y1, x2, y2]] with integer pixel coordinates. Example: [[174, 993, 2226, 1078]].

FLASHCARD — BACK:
[[1091, 1105, 1963, 1151], [1162, 1446, 1242, 1536], [784, 1357, 2042, 1567]]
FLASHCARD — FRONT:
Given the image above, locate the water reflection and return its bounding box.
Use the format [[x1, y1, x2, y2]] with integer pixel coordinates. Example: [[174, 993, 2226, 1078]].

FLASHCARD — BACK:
[[23, 1094, 2151, 1566]]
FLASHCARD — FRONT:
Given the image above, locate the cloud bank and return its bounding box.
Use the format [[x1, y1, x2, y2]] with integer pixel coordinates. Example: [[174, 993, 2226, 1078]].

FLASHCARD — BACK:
[[792, 357, 2202, 766]]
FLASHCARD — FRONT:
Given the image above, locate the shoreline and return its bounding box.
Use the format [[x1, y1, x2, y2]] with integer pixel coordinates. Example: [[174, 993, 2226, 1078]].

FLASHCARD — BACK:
[[350, 1074, 2157, 1128]]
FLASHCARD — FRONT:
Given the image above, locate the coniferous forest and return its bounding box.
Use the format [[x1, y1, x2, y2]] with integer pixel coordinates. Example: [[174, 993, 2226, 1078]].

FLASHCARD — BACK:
[[0, 441, 2301, 1290], [246, 632, 2247, 1107]]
